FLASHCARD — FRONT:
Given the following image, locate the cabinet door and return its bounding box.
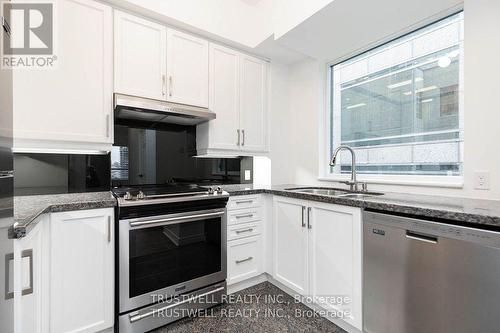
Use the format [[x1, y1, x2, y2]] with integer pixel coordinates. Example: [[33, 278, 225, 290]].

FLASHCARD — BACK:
[[239, 55, 268, 152], [13, 0, 113, 147], [114, 10, 167, 100], [199, 43, 240, 151], [49, 208, 114, 333], [166, 29, 209, 107], [13, 215, 49, 333], [273, 197, 308, 295], [308, 202, 362, 330]]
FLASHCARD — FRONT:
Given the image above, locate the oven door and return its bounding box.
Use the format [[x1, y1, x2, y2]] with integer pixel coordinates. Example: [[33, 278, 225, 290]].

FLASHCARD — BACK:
[[119, 208, 227, 313]]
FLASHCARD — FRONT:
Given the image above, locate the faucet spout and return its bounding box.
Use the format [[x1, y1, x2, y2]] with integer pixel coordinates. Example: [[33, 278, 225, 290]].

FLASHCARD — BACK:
[[330, 145, 363, 191]]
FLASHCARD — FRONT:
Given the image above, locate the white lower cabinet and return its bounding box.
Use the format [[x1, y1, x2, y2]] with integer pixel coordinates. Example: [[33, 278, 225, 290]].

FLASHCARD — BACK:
[[13, 215, 49, 333], [272, 196, 308, 295], [226, 196, 264, 285], [14, 208, 114, 333], [308, 202, 362, 330], [272, 196, 363, 331], [227, 236, 262, 285], [50, 208, 114, 333]]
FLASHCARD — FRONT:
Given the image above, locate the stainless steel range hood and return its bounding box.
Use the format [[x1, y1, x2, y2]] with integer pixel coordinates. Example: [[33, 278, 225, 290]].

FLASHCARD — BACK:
[[114, 94, 215, 126]]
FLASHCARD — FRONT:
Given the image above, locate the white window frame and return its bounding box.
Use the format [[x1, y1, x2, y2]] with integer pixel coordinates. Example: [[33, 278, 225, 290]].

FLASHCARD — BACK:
[[319, 9, 464, 188]]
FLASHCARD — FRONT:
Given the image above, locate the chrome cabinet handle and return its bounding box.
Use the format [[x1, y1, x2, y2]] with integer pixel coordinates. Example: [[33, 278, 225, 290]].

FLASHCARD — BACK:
[[235, 228, 253, 234], [4, 250, 33, 299], [106, 115, 110, 138], [235, 200, 252, 205], [235, 214, 253, 219], [301, 206, 306, 228], [162, 75, 166, 96], [2, 16, 11, 36], [169, 76, 173, 97], [4, 253, 13, 299], [107, 216, 111, 243], [236, 256, 253, 264], [129, 286, 225, 323], [307, 207, 312, 229], [241, 129, 245, 146], [237, 129, 240, 146]]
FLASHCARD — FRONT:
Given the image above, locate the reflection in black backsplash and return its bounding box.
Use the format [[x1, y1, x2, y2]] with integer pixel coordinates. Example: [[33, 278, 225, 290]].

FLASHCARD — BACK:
[[14, 153, 111, 196], [112, 122, 248, 187]]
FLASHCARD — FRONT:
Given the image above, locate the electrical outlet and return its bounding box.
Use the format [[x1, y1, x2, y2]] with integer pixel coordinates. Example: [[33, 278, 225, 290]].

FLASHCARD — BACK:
[[474, 171, 490, 190], [244, 170, 251, 181]]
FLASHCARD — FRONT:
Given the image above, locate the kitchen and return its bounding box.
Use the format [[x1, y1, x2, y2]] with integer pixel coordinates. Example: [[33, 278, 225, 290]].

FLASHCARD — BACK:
[[1, 0, 499, 332]]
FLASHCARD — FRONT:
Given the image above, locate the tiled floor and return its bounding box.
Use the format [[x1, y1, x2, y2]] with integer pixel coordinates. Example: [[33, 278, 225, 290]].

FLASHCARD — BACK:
[[152, 282, 346, 333]]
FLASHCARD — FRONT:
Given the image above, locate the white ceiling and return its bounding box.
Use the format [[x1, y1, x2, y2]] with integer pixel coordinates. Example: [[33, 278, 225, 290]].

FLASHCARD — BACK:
[[275, 0, 463, 62]]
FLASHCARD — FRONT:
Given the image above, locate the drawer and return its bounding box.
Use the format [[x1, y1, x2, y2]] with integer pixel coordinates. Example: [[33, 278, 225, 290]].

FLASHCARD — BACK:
[[227, 236, 261, 285], [227, 208, 261, 225], [227, 222, 261, 241], [227, 195, 261, 210]]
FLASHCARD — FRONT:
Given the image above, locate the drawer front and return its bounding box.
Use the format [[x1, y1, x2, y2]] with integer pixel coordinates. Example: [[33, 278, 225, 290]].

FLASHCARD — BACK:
[[228, 222, 261, 241], [228, 208, 261, 225], [227, 236, 261, 285], [227, 195, 261, 210]]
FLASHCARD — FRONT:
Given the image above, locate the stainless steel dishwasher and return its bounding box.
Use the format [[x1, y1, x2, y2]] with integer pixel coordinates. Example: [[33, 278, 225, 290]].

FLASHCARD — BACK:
[[363, 211, 500, 333]]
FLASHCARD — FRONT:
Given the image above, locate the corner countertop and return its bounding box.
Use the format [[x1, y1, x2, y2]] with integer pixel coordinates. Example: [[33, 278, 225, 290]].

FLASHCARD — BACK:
[[13, 191, 116, 238], [222, 184, 500, 230]]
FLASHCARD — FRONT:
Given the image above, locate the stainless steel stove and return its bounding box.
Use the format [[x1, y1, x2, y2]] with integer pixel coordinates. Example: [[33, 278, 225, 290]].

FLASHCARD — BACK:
[[113, 184, 229, 333]]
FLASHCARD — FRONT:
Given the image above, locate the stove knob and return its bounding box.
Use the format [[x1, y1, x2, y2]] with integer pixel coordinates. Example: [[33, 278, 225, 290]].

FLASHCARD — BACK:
[[208, 187, 214, 195], [124, 192, 133, 200], [216, 186, 223, 194], [137, 191, 145, 200]]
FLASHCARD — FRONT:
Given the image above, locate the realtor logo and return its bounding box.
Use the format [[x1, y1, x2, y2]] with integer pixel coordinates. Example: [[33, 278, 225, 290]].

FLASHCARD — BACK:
[[1, 1, 57, 69]]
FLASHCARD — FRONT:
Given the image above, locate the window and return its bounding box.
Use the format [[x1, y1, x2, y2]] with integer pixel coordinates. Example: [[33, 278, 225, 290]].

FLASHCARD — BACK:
[[326, 12, 463, 180]]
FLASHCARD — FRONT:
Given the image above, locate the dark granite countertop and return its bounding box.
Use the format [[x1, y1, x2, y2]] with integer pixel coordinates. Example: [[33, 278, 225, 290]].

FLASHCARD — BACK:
[[222, 184, 500, 230], [13, 184, 500, 238], [13, 191, 116, 238]]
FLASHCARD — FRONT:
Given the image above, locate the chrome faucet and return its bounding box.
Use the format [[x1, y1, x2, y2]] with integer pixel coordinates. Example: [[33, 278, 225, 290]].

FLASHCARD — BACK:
[[329, 145, 367, 192]]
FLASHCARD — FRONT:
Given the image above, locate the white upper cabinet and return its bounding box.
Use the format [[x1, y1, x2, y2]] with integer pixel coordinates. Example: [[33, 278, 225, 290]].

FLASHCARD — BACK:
[[49, 208, 114, 333], [13, 0, 113, 150], [239, 54, 268, 152], [166, 29, 209, 107], [114, 13, 209, 107], [114, 10, 167, 100], [198, 44, 240, 151], [197, 44, 268, 156]]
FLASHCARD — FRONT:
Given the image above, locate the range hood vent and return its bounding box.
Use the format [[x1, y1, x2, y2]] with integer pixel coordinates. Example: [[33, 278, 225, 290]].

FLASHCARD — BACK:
[[114, 94, 215, 126]]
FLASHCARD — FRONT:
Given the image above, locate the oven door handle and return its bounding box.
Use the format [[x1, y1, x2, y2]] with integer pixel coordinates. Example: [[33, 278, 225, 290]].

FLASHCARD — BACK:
[[128, 209, 225, 228], [129, 286, 225, 323]]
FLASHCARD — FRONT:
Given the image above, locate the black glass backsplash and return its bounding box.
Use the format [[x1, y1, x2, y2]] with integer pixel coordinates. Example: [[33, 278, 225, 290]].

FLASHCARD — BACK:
[[14, 153, 111, 196], [112, 121, 248, 187]]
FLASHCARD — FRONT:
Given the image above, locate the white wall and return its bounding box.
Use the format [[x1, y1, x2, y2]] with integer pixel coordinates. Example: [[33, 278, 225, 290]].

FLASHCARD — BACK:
[[271, 0, 500, 200], [269, 62, 292, 184]]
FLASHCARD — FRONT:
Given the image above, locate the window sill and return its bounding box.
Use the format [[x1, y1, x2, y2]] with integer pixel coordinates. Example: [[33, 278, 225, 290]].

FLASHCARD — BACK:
[[318, 174, 464, 189]]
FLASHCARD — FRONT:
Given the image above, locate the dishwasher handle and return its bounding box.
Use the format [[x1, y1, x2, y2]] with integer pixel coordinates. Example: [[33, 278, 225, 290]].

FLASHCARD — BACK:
[[406, 230, 438, 244]]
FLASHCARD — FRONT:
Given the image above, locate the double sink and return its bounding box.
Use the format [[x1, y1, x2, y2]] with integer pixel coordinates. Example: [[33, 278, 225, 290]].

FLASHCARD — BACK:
[[285, 187, 384, 199]]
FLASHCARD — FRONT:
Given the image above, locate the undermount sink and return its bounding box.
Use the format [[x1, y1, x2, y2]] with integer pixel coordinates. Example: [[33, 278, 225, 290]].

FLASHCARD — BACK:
[[336, 193, 384, 199], [285, 188, 350, 196], [284, 187, 384, 198]]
